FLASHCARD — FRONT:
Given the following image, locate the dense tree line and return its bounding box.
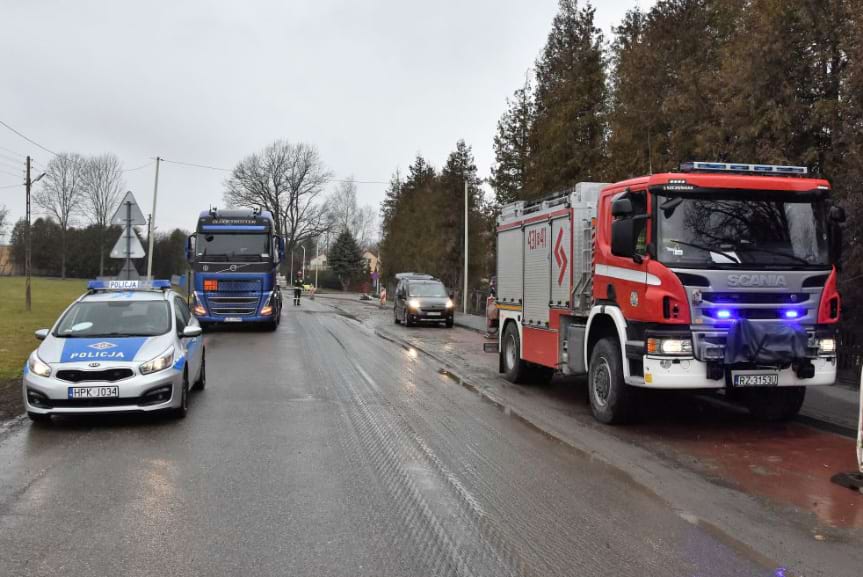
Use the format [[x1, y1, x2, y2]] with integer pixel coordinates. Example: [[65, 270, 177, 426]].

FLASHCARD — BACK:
[[488, 0, 863, 315], [8, 218, 189, 280], [379, 141, 496, 296]]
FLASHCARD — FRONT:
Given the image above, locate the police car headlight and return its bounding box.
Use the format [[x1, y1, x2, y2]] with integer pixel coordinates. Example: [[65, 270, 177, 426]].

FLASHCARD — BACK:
[[408, 299, 420, 310], [139, 347, 175, 375], [28, 352, 51, 378]]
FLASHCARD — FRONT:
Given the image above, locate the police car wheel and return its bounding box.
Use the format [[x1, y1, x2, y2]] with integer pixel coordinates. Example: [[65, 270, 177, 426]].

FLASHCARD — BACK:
[[27, 411, 51, 424], [192, 350, 206, 391], [173, 376, 189, 419]]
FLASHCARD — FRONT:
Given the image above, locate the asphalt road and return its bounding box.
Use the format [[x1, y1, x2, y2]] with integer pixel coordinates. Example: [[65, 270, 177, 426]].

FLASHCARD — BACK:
[[0, 299, 823, 576]]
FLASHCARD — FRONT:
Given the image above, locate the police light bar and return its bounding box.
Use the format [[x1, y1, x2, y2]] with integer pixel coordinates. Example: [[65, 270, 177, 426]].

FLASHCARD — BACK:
[[680, 162, 808, 176], [87, 280, 171, 291]]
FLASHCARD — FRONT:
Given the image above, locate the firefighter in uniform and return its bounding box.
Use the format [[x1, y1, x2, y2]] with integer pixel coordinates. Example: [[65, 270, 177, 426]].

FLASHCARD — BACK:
[[293, 273, 303, 306]]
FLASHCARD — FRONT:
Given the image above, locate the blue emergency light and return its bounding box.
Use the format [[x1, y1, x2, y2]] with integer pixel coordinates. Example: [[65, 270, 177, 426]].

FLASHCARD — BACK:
[[715, 309, 732, 319], [680, 162, 808, 176], [87, 280, 171, 291]]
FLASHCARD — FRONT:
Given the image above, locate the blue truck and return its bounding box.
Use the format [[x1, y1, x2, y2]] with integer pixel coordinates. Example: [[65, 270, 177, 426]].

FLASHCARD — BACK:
[[186, 208, 285, 330]]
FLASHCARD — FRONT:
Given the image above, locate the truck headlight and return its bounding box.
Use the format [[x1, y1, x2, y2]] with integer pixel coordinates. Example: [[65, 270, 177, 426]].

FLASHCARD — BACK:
[[408, 299, 420, 310], [191, 292, 207, 316], [28, 352, 51, 377], [139, 347, 175, 375], [261, 292, 274, 316], [817, 338, 836, 355], [646, 338, 693, 356]]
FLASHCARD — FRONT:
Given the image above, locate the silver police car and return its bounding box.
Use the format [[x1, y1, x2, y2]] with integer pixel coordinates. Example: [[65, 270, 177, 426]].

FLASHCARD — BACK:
[[23, 280, 206, 422]]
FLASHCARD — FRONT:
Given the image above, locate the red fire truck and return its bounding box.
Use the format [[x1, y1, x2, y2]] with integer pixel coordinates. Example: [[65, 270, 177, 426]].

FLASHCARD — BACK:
[[494, 162, 845, 424]]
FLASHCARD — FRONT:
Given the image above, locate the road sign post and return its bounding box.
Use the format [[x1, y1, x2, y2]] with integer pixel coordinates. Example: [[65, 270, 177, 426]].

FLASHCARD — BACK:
[[110, 191, 147, 280]]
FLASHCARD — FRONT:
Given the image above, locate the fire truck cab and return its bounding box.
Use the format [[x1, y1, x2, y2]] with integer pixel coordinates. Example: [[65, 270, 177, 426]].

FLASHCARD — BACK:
[[495, 162, 845, 424]]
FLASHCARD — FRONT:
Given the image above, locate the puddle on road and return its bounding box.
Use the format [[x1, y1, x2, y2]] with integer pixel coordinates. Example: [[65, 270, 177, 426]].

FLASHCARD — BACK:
[[638, 419, 862, 528]]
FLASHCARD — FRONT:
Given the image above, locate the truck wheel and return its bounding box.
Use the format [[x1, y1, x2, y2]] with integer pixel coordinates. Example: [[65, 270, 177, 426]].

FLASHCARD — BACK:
[[502, 323, 528, 383], [745, 386, 806, 422], [588, 337, 634, 424]]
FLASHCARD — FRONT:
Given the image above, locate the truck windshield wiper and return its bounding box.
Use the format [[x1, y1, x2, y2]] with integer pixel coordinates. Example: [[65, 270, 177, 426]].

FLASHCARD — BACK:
[[732, 246, 812, 266], [667, 239, 740, 263]]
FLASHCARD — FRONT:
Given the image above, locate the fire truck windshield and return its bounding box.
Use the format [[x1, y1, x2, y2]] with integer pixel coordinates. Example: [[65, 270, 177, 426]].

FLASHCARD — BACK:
[[656, 192, 830, 269]]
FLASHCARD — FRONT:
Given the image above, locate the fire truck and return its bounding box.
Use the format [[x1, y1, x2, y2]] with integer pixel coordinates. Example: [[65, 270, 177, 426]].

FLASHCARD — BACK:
[[494, 162, 845, 424]]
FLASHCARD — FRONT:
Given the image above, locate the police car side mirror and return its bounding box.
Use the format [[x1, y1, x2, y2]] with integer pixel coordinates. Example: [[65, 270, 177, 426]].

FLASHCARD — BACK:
[[34, 329, 49, 341], [182, 325, 203, 338]]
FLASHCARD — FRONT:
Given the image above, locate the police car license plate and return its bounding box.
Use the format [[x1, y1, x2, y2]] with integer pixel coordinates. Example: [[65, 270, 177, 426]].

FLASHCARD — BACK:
[[68, 386, 119, 399], [732, 372, 779, 387], [223, 317, 242, 323]]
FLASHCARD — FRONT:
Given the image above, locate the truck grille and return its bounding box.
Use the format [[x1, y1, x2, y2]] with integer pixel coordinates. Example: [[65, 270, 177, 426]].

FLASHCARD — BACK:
[[56, 369, 134, 383], [702, 292, 810, 304], [204, 278, 263, 316]]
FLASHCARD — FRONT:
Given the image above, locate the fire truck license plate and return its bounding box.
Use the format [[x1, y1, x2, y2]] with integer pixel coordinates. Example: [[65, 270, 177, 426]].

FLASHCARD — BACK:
[[732, 372, 779, 387], [68, 386, 119, 399]]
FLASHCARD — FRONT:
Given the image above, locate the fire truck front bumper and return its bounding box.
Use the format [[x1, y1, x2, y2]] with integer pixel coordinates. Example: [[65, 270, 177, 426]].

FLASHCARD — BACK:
[[638, 356, 836, 389]]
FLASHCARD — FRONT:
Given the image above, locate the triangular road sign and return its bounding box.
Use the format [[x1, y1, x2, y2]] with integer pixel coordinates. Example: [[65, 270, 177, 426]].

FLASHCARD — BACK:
[[111, 191, 147, 226], [110, 229, 146, 259]]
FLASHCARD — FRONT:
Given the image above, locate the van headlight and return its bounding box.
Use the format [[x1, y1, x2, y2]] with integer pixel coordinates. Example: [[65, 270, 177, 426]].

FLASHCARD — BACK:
[[408, 299, 420, 310], [446, 299, 454, 309], [646, 337, 693, 356], [139, 347, 175, 375], [28, 352, 52, 377]]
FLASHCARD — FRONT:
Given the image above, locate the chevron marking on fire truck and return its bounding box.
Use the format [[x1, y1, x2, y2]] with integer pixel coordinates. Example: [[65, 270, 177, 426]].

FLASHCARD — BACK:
[[554, 228, 568, 286]]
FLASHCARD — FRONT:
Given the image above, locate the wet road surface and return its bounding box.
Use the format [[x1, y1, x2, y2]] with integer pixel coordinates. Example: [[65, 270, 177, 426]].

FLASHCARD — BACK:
[[0, 298, 855, 576]]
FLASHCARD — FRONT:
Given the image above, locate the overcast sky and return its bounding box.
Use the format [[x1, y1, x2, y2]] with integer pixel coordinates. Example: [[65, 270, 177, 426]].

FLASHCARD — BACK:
[[0, 0, 651, 239]]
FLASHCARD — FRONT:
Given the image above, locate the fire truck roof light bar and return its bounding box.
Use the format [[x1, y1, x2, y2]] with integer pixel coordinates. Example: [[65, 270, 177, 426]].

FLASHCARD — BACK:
[[680, 162, 808, 176]]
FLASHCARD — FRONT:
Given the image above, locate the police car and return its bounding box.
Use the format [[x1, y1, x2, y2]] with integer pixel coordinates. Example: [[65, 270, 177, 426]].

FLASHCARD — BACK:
[[23, 280, 206, 422]]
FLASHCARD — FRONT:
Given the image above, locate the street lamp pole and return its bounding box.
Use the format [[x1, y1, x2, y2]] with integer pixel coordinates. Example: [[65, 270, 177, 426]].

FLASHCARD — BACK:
[[463, 179, 469, 315], [146, 157, 161, 280]]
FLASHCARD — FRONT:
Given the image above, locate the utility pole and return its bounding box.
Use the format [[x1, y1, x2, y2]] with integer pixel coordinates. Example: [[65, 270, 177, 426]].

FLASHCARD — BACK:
[[25, 156, 31, 312], [463, 179, 469, 315], [146, 156, 161, 279], [24, 157, 46, 312], [315, 237, 319, 289]]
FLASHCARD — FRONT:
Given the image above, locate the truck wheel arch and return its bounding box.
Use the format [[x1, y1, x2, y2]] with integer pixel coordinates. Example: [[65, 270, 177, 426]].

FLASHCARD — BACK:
[[585, 307, 632, 382]]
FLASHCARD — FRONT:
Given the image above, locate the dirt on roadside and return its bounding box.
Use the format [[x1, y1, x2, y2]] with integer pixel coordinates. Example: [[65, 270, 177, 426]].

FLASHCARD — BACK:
[[0, 377, 23, 421]]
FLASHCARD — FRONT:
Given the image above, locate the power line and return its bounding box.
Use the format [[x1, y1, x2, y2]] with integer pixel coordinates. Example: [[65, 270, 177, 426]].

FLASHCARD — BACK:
[[0, 182, 22, 189], [123, 160, 155, 173], [161, 157, 386, 184], [0, 145, 26, 159], [0, 151, 24, 164], [162, 158, 231, 172], [0, 119, 57, 156], [0, 168, 23, 179], [0, 159, 22, 172]]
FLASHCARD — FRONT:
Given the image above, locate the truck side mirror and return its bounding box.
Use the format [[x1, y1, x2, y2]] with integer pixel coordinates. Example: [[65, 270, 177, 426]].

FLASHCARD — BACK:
[[830, 221, 844, 267], [185, 234, 196, 263], [611, 198, 634, 218], [277, 236, 286, 260], [611, 219, 636, 258]]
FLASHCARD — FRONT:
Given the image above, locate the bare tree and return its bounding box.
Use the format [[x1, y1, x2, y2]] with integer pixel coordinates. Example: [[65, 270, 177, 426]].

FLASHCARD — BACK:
[[224, 141, 332, 263], [35, 153, 85, 278], [0, 204, 8, 243], [81, 153, 125, 276], [324, 177, 378, 250]]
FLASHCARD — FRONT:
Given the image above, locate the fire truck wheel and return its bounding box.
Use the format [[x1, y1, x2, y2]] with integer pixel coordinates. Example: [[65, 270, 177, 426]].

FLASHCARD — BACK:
[[588, 338, 634, 424], [502, 323, 528, 383], [744, 386, 806, 422]]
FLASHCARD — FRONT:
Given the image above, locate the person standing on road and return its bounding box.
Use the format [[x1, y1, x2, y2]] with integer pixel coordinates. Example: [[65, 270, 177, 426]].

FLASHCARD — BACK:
[[293, 273, 303, 306]]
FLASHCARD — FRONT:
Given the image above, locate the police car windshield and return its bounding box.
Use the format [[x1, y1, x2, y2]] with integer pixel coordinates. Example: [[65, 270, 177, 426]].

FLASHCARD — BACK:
[[409, 282, 448, 297], [656, 192, 830, 269], [198, 233, 270, 261], [54, 301, 171, 338]]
